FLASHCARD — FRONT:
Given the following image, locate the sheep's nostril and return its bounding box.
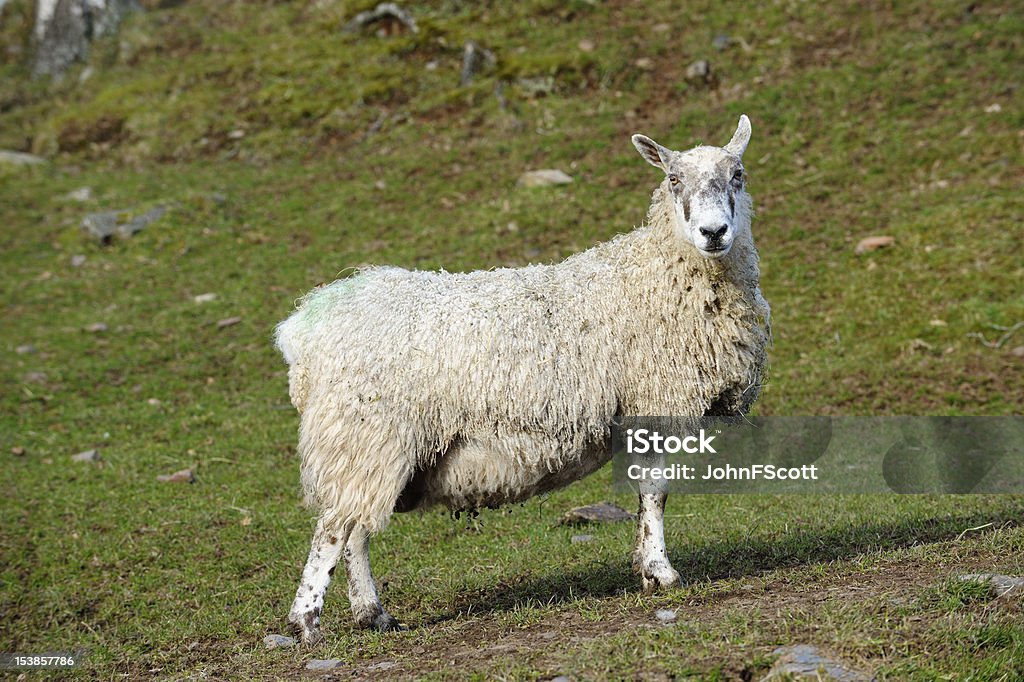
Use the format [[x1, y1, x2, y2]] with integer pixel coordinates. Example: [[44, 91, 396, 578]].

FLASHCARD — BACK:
[[699, 224, 729, 240]]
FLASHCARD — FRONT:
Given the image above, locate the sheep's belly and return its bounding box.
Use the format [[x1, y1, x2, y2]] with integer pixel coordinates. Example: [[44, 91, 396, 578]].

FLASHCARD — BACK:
[[408, 437, 612, 512]]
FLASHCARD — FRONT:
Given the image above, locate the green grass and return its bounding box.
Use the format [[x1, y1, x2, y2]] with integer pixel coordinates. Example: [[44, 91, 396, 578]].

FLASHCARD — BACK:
[[2, 0, 1023, 679]]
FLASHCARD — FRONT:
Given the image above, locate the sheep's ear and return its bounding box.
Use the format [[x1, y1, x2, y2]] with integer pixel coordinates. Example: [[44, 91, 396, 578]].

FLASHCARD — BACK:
[[724, 114, 751, 158], [631, 134, 671, 171]]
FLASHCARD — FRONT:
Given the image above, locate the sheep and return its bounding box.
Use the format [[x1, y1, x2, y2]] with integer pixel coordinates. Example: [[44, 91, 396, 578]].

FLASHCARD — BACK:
[[275, 115, 770, 641]]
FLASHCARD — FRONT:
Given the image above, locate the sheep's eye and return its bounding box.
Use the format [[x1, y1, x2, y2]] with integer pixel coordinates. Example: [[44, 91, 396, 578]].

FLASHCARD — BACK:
[[669, 175, 680, 186], [732, 169, 744, 183]]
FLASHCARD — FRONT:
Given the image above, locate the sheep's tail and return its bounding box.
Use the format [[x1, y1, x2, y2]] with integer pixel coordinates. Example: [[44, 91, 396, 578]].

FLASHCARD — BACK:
[[275, 313, 311, 413]]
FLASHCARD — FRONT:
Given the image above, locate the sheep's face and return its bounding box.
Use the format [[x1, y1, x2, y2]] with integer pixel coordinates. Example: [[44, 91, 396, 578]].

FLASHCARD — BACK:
[[632, 115, 752, 259]]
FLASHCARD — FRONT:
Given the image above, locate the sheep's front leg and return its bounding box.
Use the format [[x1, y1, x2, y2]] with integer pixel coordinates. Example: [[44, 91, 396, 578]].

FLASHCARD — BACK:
[[288, 517, 344, 644], [633, 492, 681, 593], [344, 526, 400, 631]]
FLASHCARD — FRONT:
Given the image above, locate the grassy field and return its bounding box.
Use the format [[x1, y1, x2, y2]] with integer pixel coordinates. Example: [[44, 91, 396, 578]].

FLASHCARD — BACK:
[[2, 0, 1022, 679]]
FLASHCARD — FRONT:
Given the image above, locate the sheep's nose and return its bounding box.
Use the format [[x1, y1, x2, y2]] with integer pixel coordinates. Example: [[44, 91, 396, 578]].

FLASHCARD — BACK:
[[700, 224, 729, 240]]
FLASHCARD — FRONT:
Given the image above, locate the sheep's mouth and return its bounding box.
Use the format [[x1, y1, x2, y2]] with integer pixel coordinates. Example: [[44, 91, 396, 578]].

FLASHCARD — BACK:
[[699, 244, 732, 258]]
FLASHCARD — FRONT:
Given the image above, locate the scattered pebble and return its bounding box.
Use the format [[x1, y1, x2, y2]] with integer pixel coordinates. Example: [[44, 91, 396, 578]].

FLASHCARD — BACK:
[[561, 502, 634, 525], [983, 103, 1001, 113], [193, 293, 217, 304], [655, 609, 677, 623], [635, 57, 654, 70], [550, 677, 571, 682], [578, 39, 595, 52], [84, 322, 108, 333], [765, 644, 872, 681], [15, 344, 36, 354], [157, 468, 195, 483], [366, 661, 397, 671], [0, 150, 47, 166], [929, 319, 947, 327], [63, 187, 93, 202], [228, 129, 245, 140], [518, 169, 573, 188], [854, 235, 895, 254], [571, 534, 594, 543], [72, 449, 100, 462], [1012, 346, 1024, 358], [263, 634, 295, 650], [305, 659, 344, 671], [11, 446, 25, 456], [147, 398, 162, 406], [960, 573, 1024, 598], [24, 371, 47, 383], [216, 316, 242, 328], [652, 22, 670, 33], [685, 59, 713, 85], [70, 254, 87, 267], [712, 34, 732, 51]]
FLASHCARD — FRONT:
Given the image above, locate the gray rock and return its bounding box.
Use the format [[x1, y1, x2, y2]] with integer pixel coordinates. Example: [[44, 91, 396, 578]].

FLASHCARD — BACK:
[[0, 150, 47, 166], [343, 3, 418, 35], [518, 169, 573, 188], [193, 293, 217, 303], [685, 59, 714, 86], [654, 609, 677, 623], [550, 677, 571, 682], [157, 468, 194, 483], [15, 344, 36, 354], [712, 34, 732, 51], [82, 205, 166, 243], [305, 659, 345, 670], [262, 633, 295, 649], [366, 661, 397, 671], [561, 502, 634, 525], [84, 322, 108, 333], [70, 254, 87, 267], [960, 573, 1024, 598], [762, 644, 871, 682], [63, 187, 93, 202], [460, 41, 495, 86], [571, 534, 594, 544], [72, 449, 100, 462], [33, 0, 142, 79], [216, 316, 242, 329]]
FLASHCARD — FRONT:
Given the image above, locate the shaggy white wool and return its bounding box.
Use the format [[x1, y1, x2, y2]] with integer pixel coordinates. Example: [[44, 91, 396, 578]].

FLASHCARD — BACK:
[[275, 179, 770, 535]]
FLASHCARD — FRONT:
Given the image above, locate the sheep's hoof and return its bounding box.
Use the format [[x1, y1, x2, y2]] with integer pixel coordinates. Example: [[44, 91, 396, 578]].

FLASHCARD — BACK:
[[640, 563, 682, 594], [355, 608, 403, 632], [287, 611, 323, 646]]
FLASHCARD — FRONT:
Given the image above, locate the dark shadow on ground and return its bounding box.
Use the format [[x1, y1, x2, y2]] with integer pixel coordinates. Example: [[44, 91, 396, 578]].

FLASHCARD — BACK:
[[420, 500, 1024, 627]]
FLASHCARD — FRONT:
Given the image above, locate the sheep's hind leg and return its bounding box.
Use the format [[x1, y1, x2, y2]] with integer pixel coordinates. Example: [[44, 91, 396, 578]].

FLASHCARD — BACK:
[[287, 516, 345, 644], [344, 525, 401, 631], [633, 492, 681, 593]]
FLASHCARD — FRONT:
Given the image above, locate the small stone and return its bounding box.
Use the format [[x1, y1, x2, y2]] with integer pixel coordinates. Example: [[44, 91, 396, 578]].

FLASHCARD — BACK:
[[578, 39, 595, 52], [71, 254, 87, 267], [11, 446, 25, 456], [571, 534, 594, 543], [228, 129, 245, 139], [147, 398, 161, 406], [72, 449, 100, 462], [157, 468, 195, 483], [652, 22, 670, 33], [24, 371, 47, 383], [984, 103, 1002, 113], [374, 180, 387, 190], [960, 573, 1024, 598], [854, 235, 895, 254], [1012, 346, 1024, 358], [82, 205, 166, 243], [712, 34, 732, 51], [550, 677, 571, 682], [561, 502, 634, 525], [0, 150, 47, 166], [518, 169, 573, 188], [929, 319, 947, 327], [63, 187, 93, 202], [193, 293, 217, 303], [366, 661, 397, 671], [765, 644, 872, 681], [263, 634, 295, 649], [15, 344, 36, 354], [216, 316, 242, 329], [635, 57, 654, 70], [84, 322, 108, 333], [685, 59, 712, 83], [305, 659, 344, 671], [655, 609, 677, 623]]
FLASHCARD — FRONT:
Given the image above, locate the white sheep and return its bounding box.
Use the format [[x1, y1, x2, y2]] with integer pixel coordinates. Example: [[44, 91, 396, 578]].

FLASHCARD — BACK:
[[276, 115, 770, 641]]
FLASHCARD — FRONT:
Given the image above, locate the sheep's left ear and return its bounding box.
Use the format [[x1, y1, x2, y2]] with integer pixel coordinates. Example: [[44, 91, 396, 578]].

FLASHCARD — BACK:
[[631, 134, 671, 172], [724, 114, 751, 158]]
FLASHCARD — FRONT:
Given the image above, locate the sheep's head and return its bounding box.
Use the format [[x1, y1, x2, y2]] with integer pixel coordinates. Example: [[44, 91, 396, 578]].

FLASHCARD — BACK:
[[632, 115, 752, 259]]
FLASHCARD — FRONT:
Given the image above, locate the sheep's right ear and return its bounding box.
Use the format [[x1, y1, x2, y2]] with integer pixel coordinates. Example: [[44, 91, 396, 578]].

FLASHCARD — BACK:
[[631, 134, 671, 172]]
